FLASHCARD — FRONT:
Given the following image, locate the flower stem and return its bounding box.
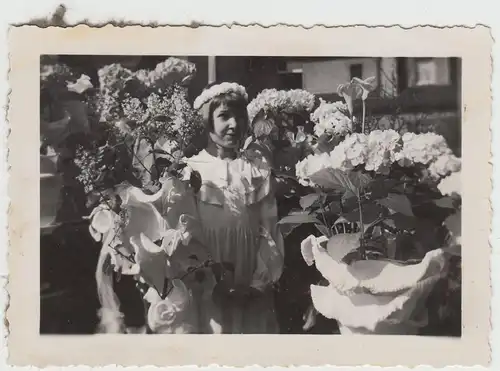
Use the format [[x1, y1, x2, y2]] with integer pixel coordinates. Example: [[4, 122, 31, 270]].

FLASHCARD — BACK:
[[357, 191, 366, 260], [361, 100, 366, 134]]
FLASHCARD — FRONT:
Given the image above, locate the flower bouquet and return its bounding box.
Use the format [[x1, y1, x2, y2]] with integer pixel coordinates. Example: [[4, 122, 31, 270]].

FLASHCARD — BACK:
[[75, 58, 232, 333], [75, 57, 205, 203], [279, 78, 462, 335]]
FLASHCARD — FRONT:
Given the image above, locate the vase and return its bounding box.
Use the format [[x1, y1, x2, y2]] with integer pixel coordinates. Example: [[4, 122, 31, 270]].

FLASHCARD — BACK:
[[40, 154, 63, 233]]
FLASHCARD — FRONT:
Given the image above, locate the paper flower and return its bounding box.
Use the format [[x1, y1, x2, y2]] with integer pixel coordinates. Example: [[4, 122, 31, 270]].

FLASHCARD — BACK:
[[89, 204, 119, 242], [302, 233, 448, 333], [145, 279, 193, 333]]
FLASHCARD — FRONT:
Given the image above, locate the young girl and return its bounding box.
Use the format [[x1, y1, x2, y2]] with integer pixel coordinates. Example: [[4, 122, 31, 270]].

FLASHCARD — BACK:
[[184, 82, 285, 334]]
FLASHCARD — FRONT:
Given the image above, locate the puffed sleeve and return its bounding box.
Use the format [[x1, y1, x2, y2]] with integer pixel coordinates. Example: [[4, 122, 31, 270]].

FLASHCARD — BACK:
[[250, 193, 285, 291]]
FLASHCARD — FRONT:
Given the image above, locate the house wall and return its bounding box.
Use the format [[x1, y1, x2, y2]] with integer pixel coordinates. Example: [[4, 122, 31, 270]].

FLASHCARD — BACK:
[[299, 58, 379, 95]]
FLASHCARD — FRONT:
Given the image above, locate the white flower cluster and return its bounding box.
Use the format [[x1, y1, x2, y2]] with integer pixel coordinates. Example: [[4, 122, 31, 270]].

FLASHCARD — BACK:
[[247, 88, 316, 123], [427, 153, 462, 179], [310, 99, 353, 137], [365, 130, 402, 174], [40, 63, 76, 84], [137, 58, 197, 89], [98, 63, 134, 96], [396, 132, 461, 178], [295, 152, 332, 186], [193, 82, 248, 110], [397, 132, 451, 165], [296, 130, 461, 186]]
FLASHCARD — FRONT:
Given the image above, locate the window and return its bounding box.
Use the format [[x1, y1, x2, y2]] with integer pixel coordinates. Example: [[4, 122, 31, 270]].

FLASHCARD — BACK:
[[349, 64, 363, 80], [279, 73, 303, 90], [415, 58, 438, 86]]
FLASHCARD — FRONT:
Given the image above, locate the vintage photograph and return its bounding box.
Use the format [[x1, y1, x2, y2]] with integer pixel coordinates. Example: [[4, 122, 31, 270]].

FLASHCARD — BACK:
[[40, 54, 462, 336], [8, 24, 491, 367]]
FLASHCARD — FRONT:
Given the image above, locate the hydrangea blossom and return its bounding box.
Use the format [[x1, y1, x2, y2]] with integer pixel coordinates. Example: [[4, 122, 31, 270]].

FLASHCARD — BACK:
[[295, 152, 333, 186], [310, 99, 353, 137], [428, 153, 461, 179], [396, 132, 453, 166], [247, 88, 316, 124], [364, 130, 401, 174]]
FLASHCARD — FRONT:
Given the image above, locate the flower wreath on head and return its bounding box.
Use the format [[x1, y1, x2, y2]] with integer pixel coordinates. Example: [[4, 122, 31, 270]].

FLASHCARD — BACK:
[[193, 82, 248, 110]]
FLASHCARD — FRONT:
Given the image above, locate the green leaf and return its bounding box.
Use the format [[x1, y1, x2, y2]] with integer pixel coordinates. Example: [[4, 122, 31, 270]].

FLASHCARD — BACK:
[[278, 213, 318, 225], [385, 213, 417, 231], [326, 201, 342, 215], [315, 223, 332, 237], [433, 197, 456, 209], [343, 203, 384, 224], [300, 193, 321, 210], [368, 177, 397, 199], [309, 168, 355, 193], [377, 193, 414, 216], [342, 190, 359, 213], [349, 171, 372, 191]]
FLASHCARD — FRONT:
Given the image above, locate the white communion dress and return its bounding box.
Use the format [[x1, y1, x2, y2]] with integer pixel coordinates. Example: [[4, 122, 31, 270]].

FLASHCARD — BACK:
[[183, 149, 285, 334]]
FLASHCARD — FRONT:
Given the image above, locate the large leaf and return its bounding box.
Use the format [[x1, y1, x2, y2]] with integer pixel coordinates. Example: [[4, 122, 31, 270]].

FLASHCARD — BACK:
[[341, 190, 359, 213], [309, 168, 354, 193], [367, 177, 398, 200], [300, 193, 321, 210], [377, 193, 414, 216], [326, 201, 342, 215], [349, 171, 372, 191], [433, 197, 456, 209], [343, 203, 384, 224], [278, 212, 319, 225]]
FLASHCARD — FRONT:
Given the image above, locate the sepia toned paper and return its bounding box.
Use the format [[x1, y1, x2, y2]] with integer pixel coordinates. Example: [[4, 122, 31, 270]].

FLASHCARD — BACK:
[[7, 25, 492, 367]]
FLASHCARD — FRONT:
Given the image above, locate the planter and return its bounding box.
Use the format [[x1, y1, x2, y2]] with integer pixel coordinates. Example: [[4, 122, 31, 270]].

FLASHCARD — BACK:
[[40, 154, 63, 233], [301, 234, 449, 335]]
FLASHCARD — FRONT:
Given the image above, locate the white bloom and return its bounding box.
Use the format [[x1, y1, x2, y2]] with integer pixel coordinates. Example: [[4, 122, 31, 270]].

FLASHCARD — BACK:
[[311, 99, 352, 137], [428, 154, 461, 179], [67, 74, 93, 94], [247, 89, 316, 123], [365, 130, 401, 174], [337, 133, 369, 168], [145, 279, 193, 333], [437, 170, 461, 197], [89, 204, 119, 242], [397, 132, 452, 166], [295, 152, 333, 186]]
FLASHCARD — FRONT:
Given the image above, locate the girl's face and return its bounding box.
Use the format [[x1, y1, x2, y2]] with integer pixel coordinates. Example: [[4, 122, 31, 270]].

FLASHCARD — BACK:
[[209, 103, 246, 149]]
